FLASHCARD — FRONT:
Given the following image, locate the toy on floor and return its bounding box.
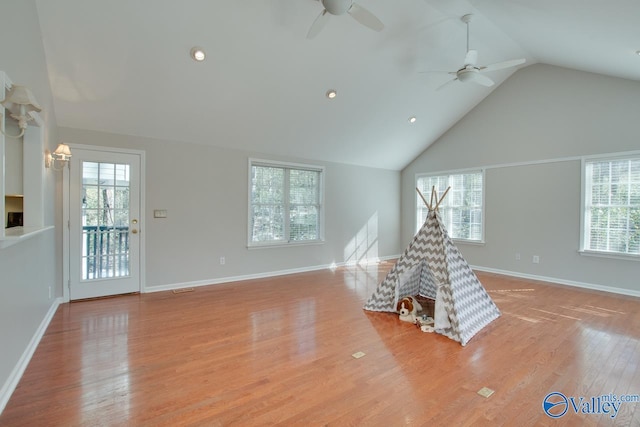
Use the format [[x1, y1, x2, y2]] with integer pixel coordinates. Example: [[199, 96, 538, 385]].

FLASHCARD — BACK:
[[396, 296, 422, 324], [416, 315, 435, 333]]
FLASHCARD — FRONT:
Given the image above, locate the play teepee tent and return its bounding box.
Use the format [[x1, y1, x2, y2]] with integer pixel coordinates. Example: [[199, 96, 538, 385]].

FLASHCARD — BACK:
[[364, 187, 500, 346]]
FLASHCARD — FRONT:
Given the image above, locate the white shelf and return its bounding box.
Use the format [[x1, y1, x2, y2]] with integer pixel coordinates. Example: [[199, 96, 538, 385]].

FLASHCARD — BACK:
[[0, 226, 54, 249]]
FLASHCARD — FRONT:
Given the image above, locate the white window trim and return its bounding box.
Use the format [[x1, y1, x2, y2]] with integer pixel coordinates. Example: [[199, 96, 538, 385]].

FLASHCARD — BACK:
[[579, 152, 640, 261], [415, 168, 486, 244], [247, 158, 325, 248]]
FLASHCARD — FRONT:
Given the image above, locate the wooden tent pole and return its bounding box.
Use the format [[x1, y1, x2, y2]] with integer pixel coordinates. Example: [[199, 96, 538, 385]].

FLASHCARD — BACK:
[[435, 186, 451, 210], [416, 188, 430, 209], [430, 186, 436, 209]]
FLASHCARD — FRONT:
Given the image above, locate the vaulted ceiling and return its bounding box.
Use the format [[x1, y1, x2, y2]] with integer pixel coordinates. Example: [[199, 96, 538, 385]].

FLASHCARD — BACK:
[[35, 0, 640, 170]]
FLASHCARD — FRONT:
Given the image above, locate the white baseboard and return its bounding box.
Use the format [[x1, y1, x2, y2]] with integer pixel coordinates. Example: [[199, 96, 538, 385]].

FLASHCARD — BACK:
[[0, 297, 63, 415], [144, 255, 400, 294], [471, 265, 640, 298], [147, 257, 638, 298]]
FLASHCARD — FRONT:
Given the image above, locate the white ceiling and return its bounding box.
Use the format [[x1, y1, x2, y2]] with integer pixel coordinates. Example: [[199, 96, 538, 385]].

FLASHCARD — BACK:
[[34, 0, 640, 170]]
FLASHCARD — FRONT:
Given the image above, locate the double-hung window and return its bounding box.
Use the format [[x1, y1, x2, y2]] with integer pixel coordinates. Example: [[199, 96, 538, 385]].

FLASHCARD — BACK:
[[582, 155, 640, 257], [416, 171, 484, 242], [249, 159, 324, 247]]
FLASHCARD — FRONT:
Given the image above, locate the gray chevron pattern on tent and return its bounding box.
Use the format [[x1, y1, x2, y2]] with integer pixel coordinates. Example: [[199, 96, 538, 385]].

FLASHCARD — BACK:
[[364, 188, 500, 346]]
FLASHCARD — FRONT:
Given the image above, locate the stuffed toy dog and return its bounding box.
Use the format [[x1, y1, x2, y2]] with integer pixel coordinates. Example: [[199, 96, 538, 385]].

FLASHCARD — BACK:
[[396, 296, 423, 324]]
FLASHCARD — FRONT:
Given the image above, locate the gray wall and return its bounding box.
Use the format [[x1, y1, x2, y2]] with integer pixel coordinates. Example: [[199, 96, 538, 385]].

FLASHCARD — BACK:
[[0, 0, 59, 406], [402, 64, 640, 293], [0, 0, 400, 406], [58, 127, 402, 290]]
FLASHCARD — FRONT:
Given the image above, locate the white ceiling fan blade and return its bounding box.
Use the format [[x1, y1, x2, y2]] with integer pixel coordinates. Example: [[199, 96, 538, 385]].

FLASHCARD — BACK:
[[307, 9, 330, 39], [480, 58, 526, 72], [419, 70, 457, 75], [464, 49, 478, 66], [437, 77, 458, 91], [473, 73, 495, 87], [348, 3, 384, 32]]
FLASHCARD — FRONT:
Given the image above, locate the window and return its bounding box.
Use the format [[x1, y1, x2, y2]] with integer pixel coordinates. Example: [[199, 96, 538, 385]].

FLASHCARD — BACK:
[[582, 156, 640, 257], [249, 159, 324, 246], [416, 171, 484, 242]]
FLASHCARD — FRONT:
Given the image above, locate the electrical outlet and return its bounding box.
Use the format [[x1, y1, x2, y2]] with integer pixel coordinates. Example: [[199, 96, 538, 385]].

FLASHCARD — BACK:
[[220, 256, 225, 265], [533, 255, 540, 264]]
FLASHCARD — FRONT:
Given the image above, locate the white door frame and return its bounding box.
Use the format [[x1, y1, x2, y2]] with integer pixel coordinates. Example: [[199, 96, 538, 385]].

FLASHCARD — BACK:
[[62, 144, 146, 302]]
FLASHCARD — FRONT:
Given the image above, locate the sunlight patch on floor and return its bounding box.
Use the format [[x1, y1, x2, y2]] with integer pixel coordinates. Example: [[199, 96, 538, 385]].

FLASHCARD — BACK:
[[530, 307, 582, 321]]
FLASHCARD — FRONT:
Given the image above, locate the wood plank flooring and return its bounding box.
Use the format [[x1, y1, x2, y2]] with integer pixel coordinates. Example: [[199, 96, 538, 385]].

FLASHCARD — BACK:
[[1, 262, 639, 426]]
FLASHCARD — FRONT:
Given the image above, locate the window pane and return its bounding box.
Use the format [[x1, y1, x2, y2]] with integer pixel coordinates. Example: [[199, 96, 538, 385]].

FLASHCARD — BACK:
[[290, 205, 318, 241], [81, 161, 131, 280], [251, 166, 284, 204], [589, 228, 607, 251], [631, 183, 640, 205], [416, 171, 483, 241], [290, 169, 319, 204], [584, 157, 640, 255], [592, 184, 609, 205], [115, 187, 129, 209], [249, 161, 323, 245], [251, 205, 284, 242]]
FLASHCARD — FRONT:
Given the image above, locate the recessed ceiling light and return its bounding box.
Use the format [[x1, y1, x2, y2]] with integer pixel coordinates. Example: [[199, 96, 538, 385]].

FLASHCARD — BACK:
[[409, 116, 417, 123], [190, 47, 206, 62], [326, 89, 337, 99], [636, 50, 640, 56]]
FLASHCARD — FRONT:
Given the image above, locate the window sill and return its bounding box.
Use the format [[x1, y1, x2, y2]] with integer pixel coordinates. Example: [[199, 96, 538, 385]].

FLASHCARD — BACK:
[[453, 238, 485, 246], [0, 226, 54, 249], [578, 249, 639, 262], [248, 240, 325, 250]]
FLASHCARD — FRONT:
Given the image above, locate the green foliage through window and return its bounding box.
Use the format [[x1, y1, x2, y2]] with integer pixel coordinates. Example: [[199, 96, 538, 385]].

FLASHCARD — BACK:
[[250, 161, 323, 245]]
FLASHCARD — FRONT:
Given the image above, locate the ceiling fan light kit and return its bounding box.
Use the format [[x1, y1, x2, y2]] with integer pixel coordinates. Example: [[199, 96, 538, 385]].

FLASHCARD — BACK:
[[457, 69, 477, 83]]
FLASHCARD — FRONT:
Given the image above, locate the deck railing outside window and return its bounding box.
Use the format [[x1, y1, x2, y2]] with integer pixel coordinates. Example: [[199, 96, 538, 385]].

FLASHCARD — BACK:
[[82, 225, 130, 280]]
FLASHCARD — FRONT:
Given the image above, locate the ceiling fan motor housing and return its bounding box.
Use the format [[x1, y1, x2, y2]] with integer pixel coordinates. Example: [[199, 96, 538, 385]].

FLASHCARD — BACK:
[[322, 0, 352, 15], [457, 69, 478, 82]]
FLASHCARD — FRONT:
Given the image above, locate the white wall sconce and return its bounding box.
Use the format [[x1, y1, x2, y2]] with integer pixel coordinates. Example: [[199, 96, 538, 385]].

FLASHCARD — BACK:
[[1, 84, 42, 138], [45, 143, 72, 170]]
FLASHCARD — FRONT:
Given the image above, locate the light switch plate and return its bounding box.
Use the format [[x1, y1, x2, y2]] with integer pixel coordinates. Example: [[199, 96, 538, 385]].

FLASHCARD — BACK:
[[154, 209, 167, 218]]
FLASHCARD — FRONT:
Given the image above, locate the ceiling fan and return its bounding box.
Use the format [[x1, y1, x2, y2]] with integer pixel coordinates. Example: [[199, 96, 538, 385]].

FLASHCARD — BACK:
[[306, 0, 384, 39], [428, 14, 525, 90]]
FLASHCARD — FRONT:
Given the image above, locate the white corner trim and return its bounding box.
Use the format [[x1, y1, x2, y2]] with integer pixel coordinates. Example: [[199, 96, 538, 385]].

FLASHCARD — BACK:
[[471, 265, 640, 298], [0, 297, 63, 415], [143, 255, 400, 294]]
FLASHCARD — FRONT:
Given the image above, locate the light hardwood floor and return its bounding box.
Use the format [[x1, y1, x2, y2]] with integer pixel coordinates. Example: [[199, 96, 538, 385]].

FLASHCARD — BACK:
[[1, 262, 639, 426]]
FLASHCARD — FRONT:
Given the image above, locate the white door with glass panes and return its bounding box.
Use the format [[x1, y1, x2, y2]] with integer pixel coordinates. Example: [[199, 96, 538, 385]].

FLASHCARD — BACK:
[[68, 148, 142, 300]]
